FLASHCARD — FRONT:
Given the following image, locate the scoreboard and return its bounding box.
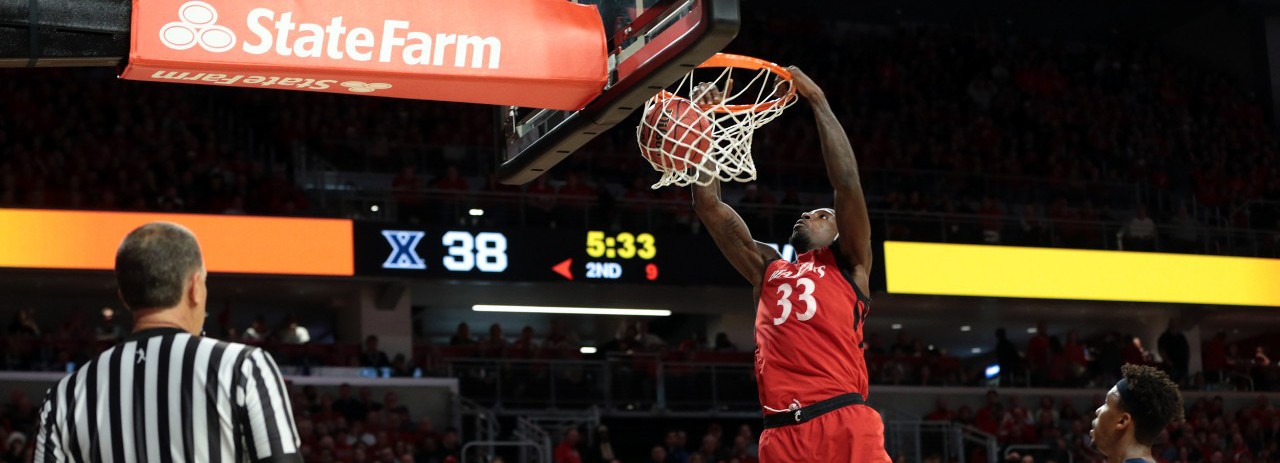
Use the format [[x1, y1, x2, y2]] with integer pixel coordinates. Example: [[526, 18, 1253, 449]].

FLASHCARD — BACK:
[[353, 223, 799, 285]]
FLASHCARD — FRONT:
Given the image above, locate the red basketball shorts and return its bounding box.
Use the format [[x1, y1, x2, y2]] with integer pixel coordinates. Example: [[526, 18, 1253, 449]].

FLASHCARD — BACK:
[[757, 404, 891, 462]]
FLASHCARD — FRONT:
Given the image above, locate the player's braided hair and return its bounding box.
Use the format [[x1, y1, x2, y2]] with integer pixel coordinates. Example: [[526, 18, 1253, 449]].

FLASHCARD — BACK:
[[1118, 363, 1184, 445]]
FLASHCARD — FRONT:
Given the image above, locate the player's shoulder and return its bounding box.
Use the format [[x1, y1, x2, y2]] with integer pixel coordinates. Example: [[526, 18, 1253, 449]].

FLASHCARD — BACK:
[[754, 241, 783, 262], [824, 241, 873, 300]]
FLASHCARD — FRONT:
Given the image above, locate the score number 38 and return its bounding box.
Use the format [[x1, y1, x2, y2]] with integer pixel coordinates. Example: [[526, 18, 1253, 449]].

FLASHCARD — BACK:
[[585, 231, 656, 260], [442, 231, 508, 272]]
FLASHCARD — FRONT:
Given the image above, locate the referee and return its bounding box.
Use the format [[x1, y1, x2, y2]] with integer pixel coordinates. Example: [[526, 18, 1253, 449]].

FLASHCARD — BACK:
[[33, 222, 302, 463]]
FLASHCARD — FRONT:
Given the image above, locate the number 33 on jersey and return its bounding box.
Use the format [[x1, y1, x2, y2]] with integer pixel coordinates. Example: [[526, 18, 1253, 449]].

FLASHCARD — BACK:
[[754, 244, 872, 410], [772, 277, 817, 325]]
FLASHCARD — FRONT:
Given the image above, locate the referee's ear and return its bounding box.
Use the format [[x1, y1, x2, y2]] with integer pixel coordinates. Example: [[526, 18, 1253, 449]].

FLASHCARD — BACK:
[[186, 268, 208, 334]]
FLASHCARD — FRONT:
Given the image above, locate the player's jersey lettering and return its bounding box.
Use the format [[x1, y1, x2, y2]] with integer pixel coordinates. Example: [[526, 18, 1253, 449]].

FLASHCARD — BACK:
[[767, 260, 826, 282]]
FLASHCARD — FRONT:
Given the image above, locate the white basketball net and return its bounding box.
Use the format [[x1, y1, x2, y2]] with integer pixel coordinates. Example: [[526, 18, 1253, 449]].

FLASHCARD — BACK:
[[636, 64, 796, 188]]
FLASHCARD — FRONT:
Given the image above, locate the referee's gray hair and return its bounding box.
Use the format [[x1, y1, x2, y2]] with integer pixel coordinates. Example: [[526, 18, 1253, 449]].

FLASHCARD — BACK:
[[115, 222, 204, 311]]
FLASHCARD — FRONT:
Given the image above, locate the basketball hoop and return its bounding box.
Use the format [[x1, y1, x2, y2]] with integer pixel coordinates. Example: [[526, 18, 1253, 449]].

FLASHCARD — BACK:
[[636, 53, 797, 188]]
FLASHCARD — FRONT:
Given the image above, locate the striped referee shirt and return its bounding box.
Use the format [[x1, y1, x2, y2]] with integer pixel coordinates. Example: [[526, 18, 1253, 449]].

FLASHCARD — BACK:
[[33, 327, 302, 463]]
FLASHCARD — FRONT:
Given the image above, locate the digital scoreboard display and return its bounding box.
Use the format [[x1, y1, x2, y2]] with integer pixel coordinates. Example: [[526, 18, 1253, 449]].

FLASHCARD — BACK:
[[352, 223, 795, 285]]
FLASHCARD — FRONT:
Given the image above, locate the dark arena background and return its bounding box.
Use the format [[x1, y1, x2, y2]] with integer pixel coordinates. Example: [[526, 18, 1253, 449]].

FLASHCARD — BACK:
[[3, 0, 1280, 462]]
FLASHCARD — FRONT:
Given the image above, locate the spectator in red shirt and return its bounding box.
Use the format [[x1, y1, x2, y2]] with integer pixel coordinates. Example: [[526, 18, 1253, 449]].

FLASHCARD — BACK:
[[439, 427, 461, 461], [510, 325, 538, 357], [433, 165, 470, 192], [728, 435, 759, 463], [925, 397, 955, 421], [1048, 336, 1070, 386], [554, 428, 582, 463], [1247, 395, 1273, 428], [391, 166, 424, 222], [1063, 330, 1088, 384], [1035, 396, 1058, 424], [392, 166, 423, 202], [1203, 332, 1228, 383], [1229, 433, 1251, 461], [693, 433, 727, 463], [478, 323, 508, 358], [999, 407, 1037, 444], [975, 391, 1003, 435]]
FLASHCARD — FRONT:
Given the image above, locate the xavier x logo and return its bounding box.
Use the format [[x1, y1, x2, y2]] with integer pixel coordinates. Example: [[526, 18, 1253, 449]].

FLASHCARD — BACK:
[[382, 230, 426, 270]]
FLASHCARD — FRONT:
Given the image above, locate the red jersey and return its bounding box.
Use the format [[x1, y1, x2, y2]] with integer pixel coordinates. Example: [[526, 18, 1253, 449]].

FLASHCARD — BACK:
[[755, 244, 870, 412]]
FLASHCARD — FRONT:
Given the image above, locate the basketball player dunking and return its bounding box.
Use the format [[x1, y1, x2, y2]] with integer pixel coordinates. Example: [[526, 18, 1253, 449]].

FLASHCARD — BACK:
[[691, 67, 891, 462]]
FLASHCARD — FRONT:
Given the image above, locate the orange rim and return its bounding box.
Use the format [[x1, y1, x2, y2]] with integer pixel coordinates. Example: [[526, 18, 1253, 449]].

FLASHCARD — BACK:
[[696, 53, 796, 114], [649, 54, 796, 114]]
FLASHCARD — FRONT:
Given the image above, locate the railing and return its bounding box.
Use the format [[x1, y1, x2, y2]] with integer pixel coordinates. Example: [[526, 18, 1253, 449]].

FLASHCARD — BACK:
[[959, 424, 1000, 463], [461, 441, 545, 463], [884, 418, 997, 463], [1005, 444, 1073, 463], [459, 397, 501, 446], [513, 417, 553, 463], [441, 354, 760, 417], [520, 408, 602, 456], [880, 407, 922, 461]]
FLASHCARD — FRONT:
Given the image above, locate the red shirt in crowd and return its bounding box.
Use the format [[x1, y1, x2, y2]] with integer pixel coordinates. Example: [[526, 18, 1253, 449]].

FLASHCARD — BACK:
[[554, 442, 581, 463]]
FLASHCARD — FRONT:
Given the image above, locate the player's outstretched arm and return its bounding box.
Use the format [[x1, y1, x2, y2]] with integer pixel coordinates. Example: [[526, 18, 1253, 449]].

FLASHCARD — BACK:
[[692, 179, 781, 289], [790, 67, 873, 280], [689, 80, 781, 289]]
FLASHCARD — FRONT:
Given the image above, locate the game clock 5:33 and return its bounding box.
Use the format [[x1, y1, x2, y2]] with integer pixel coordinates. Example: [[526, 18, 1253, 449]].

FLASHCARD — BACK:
[[584, 231, 656, 260]]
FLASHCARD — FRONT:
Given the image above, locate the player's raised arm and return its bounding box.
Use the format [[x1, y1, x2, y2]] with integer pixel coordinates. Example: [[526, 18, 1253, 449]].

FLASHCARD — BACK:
[[790, 67, 873, 278], [692, 177, 781, 288], [690, 81, 781, 289]]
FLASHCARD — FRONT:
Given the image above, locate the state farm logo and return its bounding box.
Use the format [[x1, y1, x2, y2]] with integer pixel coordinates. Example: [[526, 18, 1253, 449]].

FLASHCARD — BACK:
[[160, 1, 236, 52], [150, 1, 502, 68]]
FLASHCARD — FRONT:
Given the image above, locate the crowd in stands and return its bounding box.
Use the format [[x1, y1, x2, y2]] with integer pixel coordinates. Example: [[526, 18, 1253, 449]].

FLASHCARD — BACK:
[[7, 15, 1280, 257], [870, 320, 1279, 394], [7, 307, 1280, 394], [7, 374, 1280, 463], [3, 307, 131, 372], [606, 17, 1280, 248], [466, 420, 763, 463], [291, 18, 1279, 254], [541, 393, 1280, 463], [288, 384, 463, 463], [0, 382, 464, 463], [922, 390, 1280, 463], [6, 306, 1280, 462], [0, 69, 311, 217], [637, 423, 761, 463]]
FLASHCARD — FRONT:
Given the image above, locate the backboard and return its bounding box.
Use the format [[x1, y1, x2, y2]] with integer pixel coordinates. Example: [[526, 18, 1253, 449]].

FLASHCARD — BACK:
[[495, 0, 740, 185]]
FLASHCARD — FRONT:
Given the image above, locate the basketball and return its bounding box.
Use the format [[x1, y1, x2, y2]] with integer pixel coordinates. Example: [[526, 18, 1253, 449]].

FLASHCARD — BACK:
[[639, 96, 712, 171]]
